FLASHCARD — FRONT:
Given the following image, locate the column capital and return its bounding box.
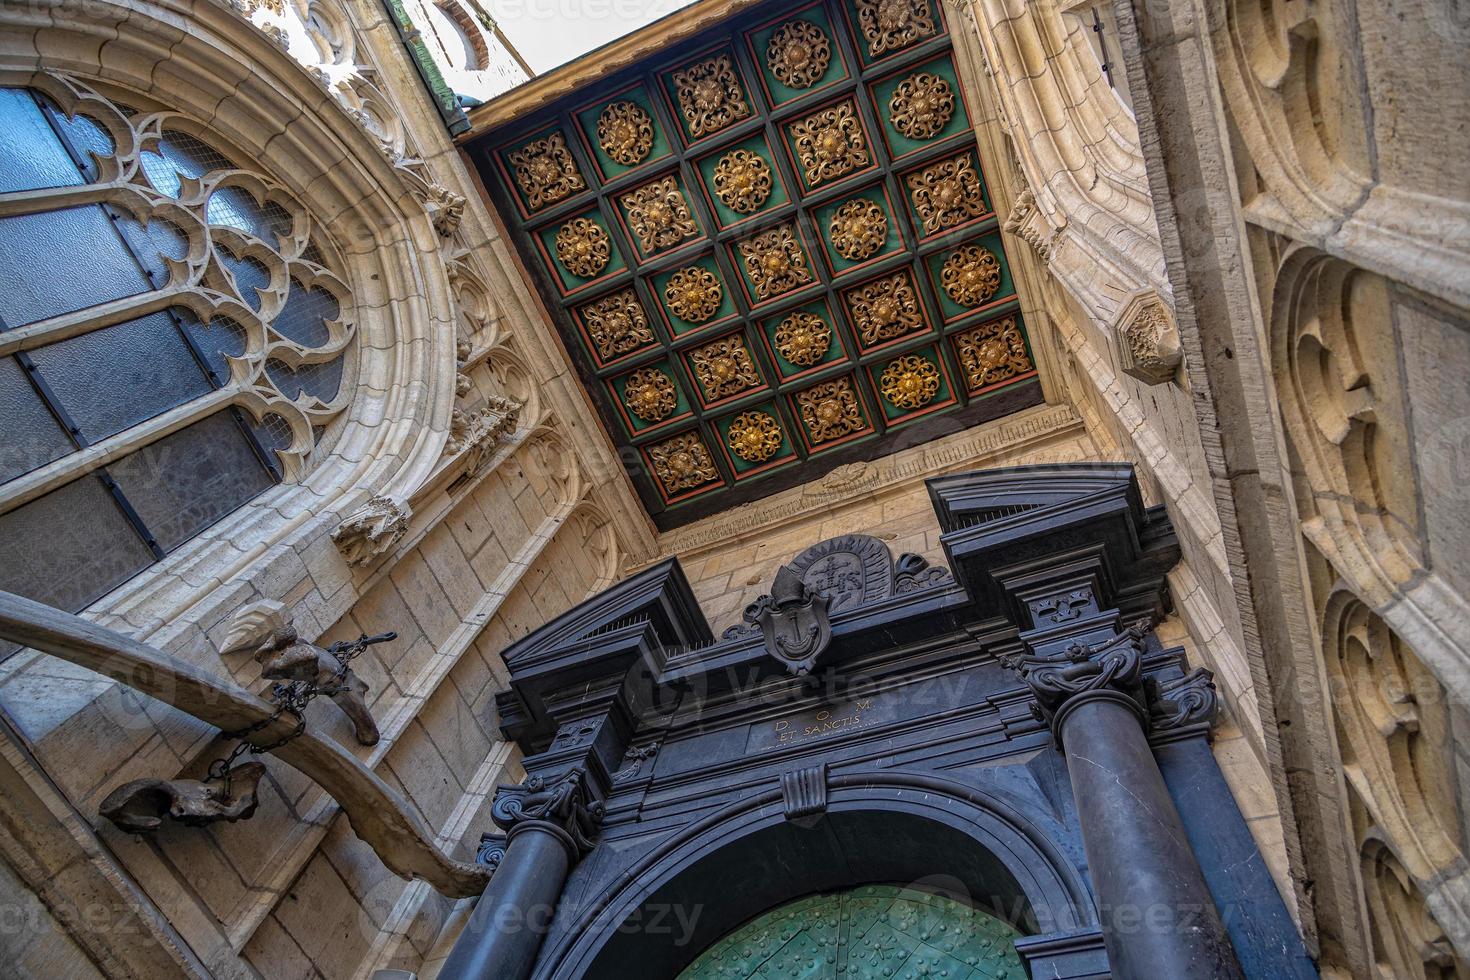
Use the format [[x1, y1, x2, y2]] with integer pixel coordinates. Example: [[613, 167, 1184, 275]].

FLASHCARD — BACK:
[[491, 767, 605, 862], [1004, 623, 1150, 744]]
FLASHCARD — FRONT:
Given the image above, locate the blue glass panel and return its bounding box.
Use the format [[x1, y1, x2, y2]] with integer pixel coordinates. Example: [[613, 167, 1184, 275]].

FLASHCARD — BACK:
[[206, 185, 292, 244], [266, 355, 344, 403], [140, 130, 235, 197], [273, 279, 337, 348], [0, 474, 153, 612], [109, 410, 275, 553], [112, 211, 188, 288], [217, 248, 271, 310], [0, 206, 149, 327], [0, 88, 83, 192], [37, 94, 114, 180], [27, 309, 211, 441], [0, 356, 74, 484], [180, 312, 248, 384]]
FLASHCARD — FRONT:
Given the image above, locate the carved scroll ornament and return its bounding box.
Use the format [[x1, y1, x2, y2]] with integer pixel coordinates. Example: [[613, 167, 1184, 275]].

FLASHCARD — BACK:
[[491, 768, 605, 857]]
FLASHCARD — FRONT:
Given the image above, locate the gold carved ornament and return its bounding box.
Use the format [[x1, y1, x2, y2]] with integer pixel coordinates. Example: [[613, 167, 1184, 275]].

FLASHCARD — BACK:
[[672, 54, 751, 138], [507, 133, 586, 211], [954, 316, 1032, 390], [737, 225, 815, 300], [690, 334, 762, 400], [623, 367, 678, 422], [844, 271, 925, 346], [664, 266, 723, 323], [855, 0, 937, 57], [789, 101, 870, 187], [829, 198, 888, 261], [554, 217, 610, 278], [888, 71, 954, 140], [621, 177, 699, 254], [879, 354, 940, 409], [727, 411, 783, 463], [767, 20, 832, 89], [711, 149, 773, 214], [581, 289, 655, 361], [795, 377, 866, 444], [648, 431, 719, 493], [906, 153, 987, 236], [940, 244, 1002, 306], [596, 101, 655, 166], [773, 311, 832, 366]]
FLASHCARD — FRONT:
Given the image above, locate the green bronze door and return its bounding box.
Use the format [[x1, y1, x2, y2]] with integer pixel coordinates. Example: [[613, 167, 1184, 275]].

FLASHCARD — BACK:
[[676, 883, 1025, 979]]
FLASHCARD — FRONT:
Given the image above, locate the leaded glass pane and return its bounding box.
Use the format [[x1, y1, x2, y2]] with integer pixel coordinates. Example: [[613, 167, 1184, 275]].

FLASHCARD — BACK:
[[0, 474, 153, 612], [140, 130, 236, 197], [180, 312, 248, 384], [0, 206, 150, 327], [0, 356, 74, 484], [0, 88, 83, 192], [27, 308, 211, 441], [248, 411, 293, 451], [108, 410, 275, 553], [273, 280, 337, 348], [218, 248, 271, 310], [113, 213, 188, 288], [37, 94, 115, 179], [206, 185, 292, 244], [266, 356, 344, 404]]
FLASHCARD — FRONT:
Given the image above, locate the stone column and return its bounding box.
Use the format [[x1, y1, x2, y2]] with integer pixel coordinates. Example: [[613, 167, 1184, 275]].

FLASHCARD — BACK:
[[436, 768, 603, 980], [1011, 624, 1243, 980]]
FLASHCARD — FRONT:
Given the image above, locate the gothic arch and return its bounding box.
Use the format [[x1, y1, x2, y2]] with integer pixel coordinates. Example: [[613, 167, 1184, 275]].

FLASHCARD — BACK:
[[542, 773, 1096, 979]]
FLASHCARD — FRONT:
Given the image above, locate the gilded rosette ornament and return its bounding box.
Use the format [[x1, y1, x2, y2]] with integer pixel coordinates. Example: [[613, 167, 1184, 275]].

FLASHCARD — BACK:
[[880, 354, 940, 409], [596, 101, 655, 166], [737, 225, 814, 300], [648, 431, 719, 493], [906, 152, 986, 235], [624, 367, 678, 422], [940, 244, 1002, 306], [727, 411, 783, 462], [581, 289, 655, 361], [507, 133, 586, 211], [672, 54, 751, 138], [665, 266, 723, 323], [712, 149, 773, 213], [829, 198, 887, 260], [855, 0, 937, 57], [843, 271, 925, 346], [795, 377, 866, 444], [789, 100, 870, 187], [767, 20, 832, 89], [690, 334, 761, 400], [955, 316, 1032, 390], [620, 177, 699, 254], [889, 72, 954, 140], [774, 311, 832, 366], [554, 217, 611, 278]]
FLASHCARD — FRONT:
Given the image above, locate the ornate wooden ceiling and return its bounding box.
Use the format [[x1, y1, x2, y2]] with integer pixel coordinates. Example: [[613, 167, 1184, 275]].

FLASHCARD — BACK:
[[465, 0, 1043, 528]]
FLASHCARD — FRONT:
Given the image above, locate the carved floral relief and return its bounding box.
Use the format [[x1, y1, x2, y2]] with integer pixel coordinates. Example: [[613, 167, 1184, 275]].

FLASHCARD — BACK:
[[672, 54, 751, 138], [507, 133, 586, 211], [727, 410, 784, 463], [767, 20, 832, 89], [596, 101, 655, 166], [690, 334, 762, 400], [581, 288, 656, 361], [648, 431, 720, 493], [664, 266, 724, 323], [774, 311, 832, 366], [829, 198, 888, 261], [854, 0, 937, 57], [879, 353, 941, 409], [843, 271, 925, 347], [554, 217, 611, 278], [789, 100, 871, 187], [906, 152, 986, 235], [795, 377, 866, 444], [712, 149, 773, 214], [889, 71, 954, 140], [737, 224, 815, 300], [939, 244, 1002, 307], [954, 316, 1032, 390], [624, 366, 678, 422], [620, 176, 699, 254]]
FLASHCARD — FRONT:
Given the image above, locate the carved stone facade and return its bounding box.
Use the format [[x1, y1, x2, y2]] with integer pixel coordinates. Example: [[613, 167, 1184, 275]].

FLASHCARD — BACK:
[[1, 0, 1466, 977]]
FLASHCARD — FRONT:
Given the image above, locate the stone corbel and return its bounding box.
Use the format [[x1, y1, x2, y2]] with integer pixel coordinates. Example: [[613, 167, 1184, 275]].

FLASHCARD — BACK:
[[444, 395, 521, 473], [332, 494, 412, 567], [1002, 177, 1065, 263], [1112, 288, 1183, 385]]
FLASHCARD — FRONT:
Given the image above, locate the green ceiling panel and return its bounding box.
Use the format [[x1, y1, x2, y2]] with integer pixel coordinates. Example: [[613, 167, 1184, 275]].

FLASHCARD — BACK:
[[868, 343, 956, 422], [468, 0, 1043, 528], [713, 401, 798, 477]]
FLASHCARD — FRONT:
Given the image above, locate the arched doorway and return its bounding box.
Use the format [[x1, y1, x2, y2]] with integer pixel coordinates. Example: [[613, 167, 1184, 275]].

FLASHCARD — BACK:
[[676, 883, 1027, 979]]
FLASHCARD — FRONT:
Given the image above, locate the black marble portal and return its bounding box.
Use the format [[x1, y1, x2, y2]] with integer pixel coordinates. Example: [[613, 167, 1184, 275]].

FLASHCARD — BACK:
[[441, 464, 1315, 980]]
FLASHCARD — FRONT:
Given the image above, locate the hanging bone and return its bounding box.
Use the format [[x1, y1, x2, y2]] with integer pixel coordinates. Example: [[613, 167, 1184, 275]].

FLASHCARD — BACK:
[[221, 601, 391, 746], [100, 761, 267, 834]]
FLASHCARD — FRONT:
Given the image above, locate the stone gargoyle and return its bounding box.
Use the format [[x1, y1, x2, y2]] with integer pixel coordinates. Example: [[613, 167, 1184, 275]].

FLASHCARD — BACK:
[[99, 761, 266, 834], [221, 601, 382, 746]]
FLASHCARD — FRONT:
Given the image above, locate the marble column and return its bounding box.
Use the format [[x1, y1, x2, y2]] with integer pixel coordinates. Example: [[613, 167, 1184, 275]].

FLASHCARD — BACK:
[[436, 768, 603, 980], [1012, 624, 1243, 980]]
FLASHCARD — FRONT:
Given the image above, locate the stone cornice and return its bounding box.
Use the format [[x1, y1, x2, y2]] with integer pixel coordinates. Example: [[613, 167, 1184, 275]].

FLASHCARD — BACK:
[[649, 403, 1083, 559]]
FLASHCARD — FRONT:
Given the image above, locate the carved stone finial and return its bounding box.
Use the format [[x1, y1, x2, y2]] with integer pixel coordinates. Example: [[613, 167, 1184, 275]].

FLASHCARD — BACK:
[[744, 564, 833, 676], [100, 762, 267, 834], [1113, 289, 1182, 385], [490, 768, 604, 859], [333, 495, 411, 566]]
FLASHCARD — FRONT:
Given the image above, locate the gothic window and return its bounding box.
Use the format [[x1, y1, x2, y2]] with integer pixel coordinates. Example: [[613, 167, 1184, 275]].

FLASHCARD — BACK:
[[0, 80, 356, 615]]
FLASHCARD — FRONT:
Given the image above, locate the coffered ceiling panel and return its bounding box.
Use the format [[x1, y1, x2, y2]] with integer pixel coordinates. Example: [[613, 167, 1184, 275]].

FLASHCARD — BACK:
[[467, 0, 1044, 528]]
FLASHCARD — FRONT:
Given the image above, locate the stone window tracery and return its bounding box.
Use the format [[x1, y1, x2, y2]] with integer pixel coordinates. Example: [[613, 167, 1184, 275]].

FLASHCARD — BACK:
[[0, 78, 357, 615]]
